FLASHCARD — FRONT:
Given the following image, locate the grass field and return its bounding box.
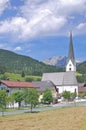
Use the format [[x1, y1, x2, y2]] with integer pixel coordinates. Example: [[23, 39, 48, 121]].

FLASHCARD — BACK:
[[0, 72, 41, 81], [0, 106, 86, 130]]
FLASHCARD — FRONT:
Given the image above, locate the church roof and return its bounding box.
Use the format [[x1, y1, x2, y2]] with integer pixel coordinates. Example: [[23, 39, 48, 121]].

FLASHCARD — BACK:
[[42, 71, 77, 86], [63, 72, 77, 85], [42, 72, 64, 85], [67, 31, 75, 65]]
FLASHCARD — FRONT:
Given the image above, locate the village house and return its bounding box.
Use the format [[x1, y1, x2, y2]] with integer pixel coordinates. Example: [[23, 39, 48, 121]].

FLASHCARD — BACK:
[[0, 80, 37, 94], [0, 80, 37, 107], [33, 81, 58, 103]]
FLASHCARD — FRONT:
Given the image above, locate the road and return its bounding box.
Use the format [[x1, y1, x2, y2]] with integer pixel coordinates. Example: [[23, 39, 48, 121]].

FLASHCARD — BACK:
[[0, 101, 86, 116]]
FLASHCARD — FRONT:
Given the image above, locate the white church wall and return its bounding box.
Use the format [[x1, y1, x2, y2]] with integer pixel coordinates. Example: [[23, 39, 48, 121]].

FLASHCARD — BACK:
[[66, 60, 76, 72], [57, 85, 78, 95]]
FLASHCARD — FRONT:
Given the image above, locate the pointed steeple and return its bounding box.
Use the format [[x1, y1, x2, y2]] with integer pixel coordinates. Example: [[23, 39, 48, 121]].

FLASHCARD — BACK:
[[68, 31, 75, 65], [66, 31, 76, 72]]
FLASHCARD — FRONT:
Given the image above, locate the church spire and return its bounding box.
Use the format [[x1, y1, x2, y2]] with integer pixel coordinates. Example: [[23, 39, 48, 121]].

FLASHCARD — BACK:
[[66, 31, 76, 72], [68, 31, 75, 64]]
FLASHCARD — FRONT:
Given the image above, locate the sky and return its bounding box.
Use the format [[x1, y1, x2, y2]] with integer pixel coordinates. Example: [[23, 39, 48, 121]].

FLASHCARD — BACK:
[[0, 0, 86, 61]]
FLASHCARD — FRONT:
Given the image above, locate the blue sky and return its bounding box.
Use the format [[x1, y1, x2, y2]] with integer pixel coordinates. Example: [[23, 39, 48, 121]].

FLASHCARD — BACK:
[[0, 0, 86, 61]]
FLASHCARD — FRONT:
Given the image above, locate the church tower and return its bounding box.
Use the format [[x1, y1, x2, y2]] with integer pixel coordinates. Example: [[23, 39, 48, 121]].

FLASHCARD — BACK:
[[66, 31, 76, 72]]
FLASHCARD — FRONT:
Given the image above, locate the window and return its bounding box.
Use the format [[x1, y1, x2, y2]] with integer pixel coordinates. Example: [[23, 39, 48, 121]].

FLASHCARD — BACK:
[[69, 68, 71, 71], [84, 84, 86, 87]]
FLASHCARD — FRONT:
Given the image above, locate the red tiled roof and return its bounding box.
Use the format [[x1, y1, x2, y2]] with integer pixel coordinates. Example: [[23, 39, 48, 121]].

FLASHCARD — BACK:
[[0, 80, 37, 88], [78, 87, 86, 92]]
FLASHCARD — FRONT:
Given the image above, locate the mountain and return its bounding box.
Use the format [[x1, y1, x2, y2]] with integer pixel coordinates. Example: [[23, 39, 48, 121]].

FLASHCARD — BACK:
[[42, 56, 82, 67], [0, 49, 64, 76], [43, 56, 67, 67]]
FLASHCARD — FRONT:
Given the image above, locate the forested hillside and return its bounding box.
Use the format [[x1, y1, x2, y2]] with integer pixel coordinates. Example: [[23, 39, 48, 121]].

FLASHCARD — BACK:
[[0, 49, 64, 76], [76, 61, 86, 83], [77, 61, 86, 74]]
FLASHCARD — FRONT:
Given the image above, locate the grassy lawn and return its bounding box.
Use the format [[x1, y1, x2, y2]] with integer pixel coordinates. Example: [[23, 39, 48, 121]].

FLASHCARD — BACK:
[[76, 72, 82, 76], [0, 106, 86, 130], [0, 72, 41, 81]]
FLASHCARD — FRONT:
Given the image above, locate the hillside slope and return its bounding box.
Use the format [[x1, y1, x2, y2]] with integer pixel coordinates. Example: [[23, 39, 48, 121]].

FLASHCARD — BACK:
[[77, 61, 86, 74], [0, 49, 64, 75]]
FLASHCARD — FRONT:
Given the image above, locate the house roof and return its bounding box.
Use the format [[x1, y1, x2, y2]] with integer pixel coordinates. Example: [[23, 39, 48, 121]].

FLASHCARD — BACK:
[[42, 71, 77, 86], [0, 80, 37, 88], [33, 81, 56, 92], [78, 86, 86, 92], [78, 83, 86, 92], [78, 83, 86, 87]]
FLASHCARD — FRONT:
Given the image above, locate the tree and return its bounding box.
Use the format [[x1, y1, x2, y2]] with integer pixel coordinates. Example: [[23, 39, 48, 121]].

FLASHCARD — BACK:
[[0, 65, 6, 74], [12, 91, 24, 109], [62, 91, 71, 101], [25, 77, 34, 82], [21, 71, 25, 77], [78, 92, 86, 98], [77, 74, 86, 83], [1, 74, 8, 80], [0, 90, 7, 116], [42, 89, 53, 104], [77, 61, 86, 74], [23, 88, 29, 105], [26, 89, 39, 112], [6, 95, 15, 109]]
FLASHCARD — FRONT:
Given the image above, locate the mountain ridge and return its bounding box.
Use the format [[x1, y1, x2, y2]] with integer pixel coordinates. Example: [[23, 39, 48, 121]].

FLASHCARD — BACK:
[[42, 56, 82, 67]]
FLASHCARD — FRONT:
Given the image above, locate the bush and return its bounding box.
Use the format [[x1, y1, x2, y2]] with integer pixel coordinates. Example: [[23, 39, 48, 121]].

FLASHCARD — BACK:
[[25, 77, 34, 82]]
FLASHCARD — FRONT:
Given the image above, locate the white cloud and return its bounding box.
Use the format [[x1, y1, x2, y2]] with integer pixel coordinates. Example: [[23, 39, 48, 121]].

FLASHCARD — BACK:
[[14, 46, 22, 51], [0, 0, 10, 15], [0, 0, 86, 41], [73, 22, 86, 35], [19, 9, 67, 40], [20, 0, 86, 18], [0, 17, 27, 33], [76, 23, 86, 30], [56, 0, 86, 16], [0, 13, 66, 41]]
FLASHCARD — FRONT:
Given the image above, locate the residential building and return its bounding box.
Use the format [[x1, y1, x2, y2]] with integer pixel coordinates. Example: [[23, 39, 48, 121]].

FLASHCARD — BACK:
[[0, 80, 37, 107], [33, 81, 57, 103]]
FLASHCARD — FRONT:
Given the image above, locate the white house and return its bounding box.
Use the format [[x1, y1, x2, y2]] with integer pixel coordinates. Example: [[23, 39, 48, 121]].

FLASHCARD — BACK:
[[42, 32, 78, 95]]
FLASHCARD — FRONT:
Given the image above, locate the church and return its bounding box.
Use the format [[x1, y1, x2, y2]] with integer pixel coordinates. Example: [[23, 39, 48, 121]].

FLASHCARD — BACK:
[[42, 32, 78, 95]]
